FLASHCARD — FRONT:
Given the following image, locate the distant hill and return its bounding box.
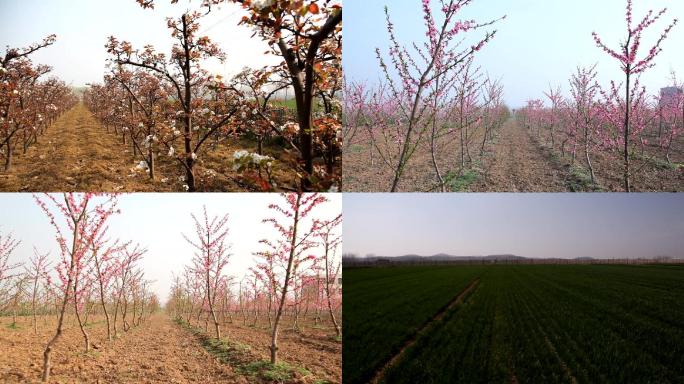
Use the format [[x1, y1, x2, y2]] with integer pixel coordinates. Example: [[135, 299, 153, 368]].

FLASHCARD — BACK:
[[350, 253, 539, 263], [342, 254, 682, 267]]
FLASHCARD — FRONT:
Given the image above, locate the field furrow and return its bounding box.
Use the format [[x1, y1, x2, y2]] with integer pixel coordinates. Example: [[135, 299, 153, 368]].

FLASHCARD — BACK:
[[344, 265, 684, 384]]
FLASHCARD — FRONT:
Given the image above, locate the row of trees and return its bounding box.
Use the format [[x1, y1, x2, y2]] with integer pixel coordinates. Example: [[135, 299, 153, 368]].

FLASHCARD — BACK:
[[84, 0, 342, 192], [342, 0, 509, 192], [0, 194, 157, 382], [166, 192, 342, 365], [519, 0, 680, 191], [0, 35, 78, 171]]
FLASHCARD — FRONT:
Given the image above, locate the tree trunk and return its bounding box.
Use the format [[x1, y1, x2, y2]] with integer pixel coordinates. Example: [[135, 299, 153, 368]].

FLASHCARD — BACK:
[[32, 278, 38, 334], [4, 139, 12, 171], [42, 219, 80, 382], [270, 193, 301, 364], [73, 296, 90, 352], [324, 248, 341, 337], [624, 67, 631, 192]]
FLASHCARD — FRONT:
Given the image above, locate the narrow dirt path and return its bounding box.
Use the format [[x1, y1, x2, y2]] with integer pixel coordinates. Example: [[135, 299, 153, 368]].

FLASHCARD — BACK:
[[0, 103, 158, 191], [369, 278, 481, 384], [472, 120, 568, 192]]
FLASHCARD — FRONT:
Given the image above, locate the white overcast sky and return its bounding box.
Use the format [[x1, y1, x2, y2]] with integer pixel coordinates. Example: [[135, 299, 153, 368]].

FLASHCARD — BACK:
[[0, 193, 342, 302], [0, 0, 280, 87]]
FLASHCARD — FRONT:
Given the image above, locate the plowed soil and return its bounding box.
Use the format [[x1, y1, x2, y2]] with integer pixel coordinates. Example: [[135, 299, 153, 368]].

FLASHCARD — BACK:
[[215, 319, 341, 383], [471, 120, 568, 192], [0, 104, 297, 192], [0, 315, 341, 383], [343, 119, 684, 192]]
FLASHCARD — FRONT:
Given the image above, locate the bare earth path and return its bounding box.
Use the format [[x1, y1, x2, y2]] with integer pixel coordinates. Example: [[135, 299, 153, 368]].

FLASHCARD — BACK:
[[472, 120, 569, 192], [90, 315, 243, 384], [0, 314, 244, 383], [0, 103, 163, 191]]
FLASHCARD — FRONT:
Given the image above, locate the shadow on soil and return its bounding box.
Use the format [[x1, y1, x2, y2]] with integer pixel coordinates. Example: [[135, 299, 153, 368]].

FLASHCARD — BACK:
[[174, 318, 330, 384]]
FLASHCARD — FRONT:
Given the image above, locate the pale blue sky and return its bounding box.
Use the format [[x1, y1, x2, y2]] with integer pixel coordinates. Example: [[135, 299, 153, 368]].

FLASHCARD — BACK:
[[343, 193, 684, 259], [344, 0, 684, 108], [0, 0, 280, 87], [0, 193, 342, 301]]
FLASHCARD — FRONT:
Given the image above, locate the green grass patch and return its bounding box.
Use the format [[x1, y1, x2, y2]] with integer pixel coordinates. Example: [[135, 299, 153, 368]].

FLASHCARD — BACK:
[[242, 360, 311, 382], [445, 169, 479, 191], [175, 318, 313, 383], [6, 322, 21, 330], [269, 99, 297, 110], [566, 166, 603, 192], [629, 151, 682, 170], [348, 144, 364, 153], [84, 320, 105, 328], [651, 157, 683, 171]]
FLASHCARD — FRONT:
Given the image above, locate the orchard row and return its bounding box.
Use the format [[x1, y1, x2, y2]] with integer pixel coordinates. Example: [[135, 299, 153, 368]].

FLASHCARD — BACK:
[[0, 192, 341, 382], [343, 0, 681, 192], [1, 0, 342, 192]]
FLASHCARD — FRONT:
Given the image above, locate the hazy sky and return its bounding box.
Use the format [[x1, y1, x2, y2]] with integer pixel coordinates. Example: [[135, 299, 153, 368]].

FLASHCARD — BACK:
[[344, 0, 684, 108], [0, 0, 279, 87], [343, 193, 684, 259], [0, 193, 341, 302]]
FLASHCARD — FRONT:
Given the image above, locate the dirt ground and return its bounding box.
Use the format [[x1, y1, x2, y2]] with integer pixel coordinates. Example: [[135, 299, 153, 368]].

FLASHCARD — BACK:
[[0, 103, 298, 192], [343, 118, 684, 192], [471, 120, 568, 192], [212, 317, 342, 384], [0, 314, 341, 383]]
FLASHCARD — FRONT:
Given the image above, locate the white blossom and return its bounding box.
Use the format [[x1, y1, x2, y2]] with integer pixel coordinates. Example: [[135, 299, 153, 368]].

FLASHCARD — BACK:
[[232, 150, 274, 171], [233, 150, 249, 159], [252, 0, 274, 10], [167, 147, 175, 157]]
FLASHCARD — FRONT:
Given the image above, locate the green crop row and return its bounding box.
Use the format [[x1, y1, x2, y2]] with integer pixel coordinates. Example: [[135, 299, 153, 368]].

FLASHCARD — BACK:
[[342, 265, 484, 384], [344, 264, 684, 384]]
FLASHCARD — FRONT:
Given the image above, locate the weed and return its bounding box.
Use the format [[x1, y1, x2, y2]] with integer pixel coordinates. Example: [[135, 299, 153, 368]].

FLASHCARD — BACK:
[[566, 166, 603, 192], [445, 169, 479, 191], [174, 318, 314, 383], [349, 144, 364, 153]]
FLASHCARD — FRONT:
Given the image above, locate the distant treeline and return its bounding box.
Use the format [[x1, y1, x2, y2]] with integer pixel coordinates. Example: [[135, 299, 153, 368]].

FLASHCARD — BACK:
[[342, 254, 683, 268]]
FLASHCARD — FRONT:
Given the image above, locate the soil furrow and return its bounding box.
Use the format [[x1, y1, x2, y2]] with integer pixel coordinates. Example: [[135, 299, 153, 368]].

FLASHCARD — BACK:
[[369, 277, 481, 384]]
